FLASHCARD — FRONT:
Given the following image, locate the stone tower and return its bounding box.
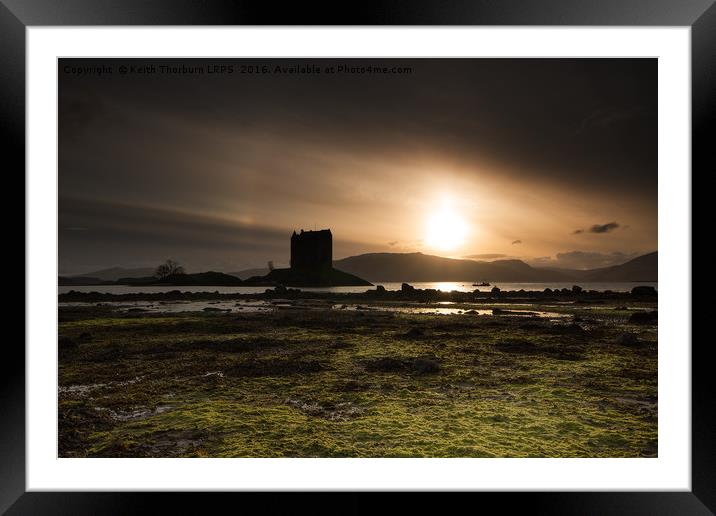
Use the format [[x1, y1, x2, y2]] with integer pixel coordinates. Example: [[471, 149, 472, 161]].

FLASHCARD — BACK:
[[290, 229, 332, 270]]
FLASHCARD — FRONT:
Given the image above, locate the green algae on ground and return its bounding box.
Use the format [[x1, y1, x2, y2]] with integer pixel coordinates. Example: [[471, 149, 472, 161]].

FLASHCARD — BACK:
[[58, 302, 657, 458]]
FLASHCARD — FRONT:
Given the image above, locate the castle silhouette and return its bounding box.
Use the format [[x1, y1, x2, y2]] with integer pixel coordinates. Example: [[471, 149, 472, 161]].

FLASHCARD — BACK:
[[291, 229, 332, 270]]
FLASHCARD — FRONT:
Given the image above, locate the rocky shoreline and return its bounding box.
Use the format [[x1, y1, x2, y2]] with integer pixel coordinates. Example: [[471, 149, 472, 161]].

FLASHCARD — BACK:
[[59, 283, 657, 304]]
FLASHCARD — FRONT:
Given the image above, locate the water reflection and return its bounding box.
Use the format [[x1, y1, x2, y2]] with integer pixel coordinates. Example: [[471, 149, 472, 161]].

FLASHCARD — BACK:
[[61, 299, 569, 319]]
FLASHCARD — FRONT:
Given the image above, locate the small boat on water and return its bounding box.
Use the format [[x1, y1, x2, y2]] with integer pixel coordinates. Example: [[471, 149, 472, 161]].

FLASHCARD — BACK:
[[472, 281, 491, 287]]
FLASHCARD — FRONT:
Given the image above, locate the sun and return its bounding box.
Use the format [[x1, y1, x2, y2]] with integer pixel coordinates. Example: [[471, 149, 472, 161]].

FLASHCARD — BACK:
[[425, 203, 468, 251]]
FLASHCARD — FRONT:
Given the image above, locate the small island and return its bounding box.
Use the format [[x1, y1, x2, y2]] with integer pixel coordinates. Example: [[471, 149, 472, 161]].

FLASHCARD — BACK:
[[243, 229, 371, 287]]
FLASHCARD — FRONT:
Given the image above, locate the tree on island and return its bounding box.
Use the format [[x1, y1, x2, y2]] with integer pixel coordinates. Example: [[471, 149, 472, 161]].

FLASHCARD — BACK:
[[155, 259, 185, 279]]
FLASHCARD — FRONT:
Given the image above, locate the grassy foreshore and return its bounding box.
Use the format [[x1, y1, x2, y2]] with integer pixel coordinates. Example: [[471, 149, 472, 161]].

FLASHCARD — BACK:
[[58, 289, 657, 458]]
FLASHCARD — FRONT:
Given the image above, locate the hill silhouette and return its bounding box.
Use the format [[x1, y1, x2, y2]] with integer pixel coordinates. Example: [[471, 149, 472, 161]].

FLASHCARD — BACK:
[[582, 251, 657, 281], [119, 271, 244, 286], [243, 267, 372, 287], [333, 251, 657, 282], [73, 266, 157, 281], [58, 276, 114, 286], [333, 252, 572, 282]]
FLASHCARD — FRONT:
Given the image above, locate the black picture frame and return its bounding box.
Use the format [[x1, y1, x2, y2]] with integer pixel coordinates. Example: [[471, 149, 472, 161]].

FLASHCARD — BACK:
[[5, 1, 712, 513]]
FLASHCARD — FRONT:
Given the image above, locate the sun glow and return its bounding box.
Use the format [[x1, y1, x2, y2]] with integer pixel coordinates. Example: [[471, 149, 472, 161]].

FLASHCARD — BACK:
[[425, 201, 469, 251]]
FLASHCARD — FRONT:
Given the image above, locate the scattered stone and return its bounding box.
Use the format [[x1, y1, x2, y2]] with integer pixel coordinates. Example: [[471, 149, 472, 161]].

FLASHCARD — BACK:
[[334, 380, 370, 392], [631, 286, 657, 296], [562, 323, 586, 334], [404, 327, 424, 338], [361, 356, 441, 375], [518, 322, 543, 330], [495, 340, 535, 353], [412, 357, 441, 374], [495, 339, 585, 360], [285, 398, 365, 421], [226, 359, 324, 377], [628, 311, 658, 325], [616, 333, 640, 346], [58, 336, 78, 349], [362, 357, 404, 372]]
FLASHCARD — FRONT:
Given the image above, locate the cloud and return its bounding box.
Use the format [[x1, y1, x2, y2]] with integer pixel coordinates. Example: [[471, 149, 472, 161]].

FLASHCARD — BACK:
[[589, 222, 620, 234], [573, 222, 620, 234], [528, 250, 638, 270], [511, 240, 522, 245], [59, 196, 298, 273], [465, 253, 508, 260], [59, 195, 387, 274]]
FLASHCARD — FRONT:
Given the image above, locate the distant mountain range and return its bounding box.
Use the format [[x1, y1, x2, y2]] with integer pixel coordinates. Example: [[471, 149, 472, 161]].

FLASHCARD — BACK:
[[332, 251, 657, 283], [66, 266, 157, 281], [61, 251, 657, 286], [226, 252, 656, 283], [119, 271, 244, 287], [59, 271, 243, 287], [58, 276, 115, 286]]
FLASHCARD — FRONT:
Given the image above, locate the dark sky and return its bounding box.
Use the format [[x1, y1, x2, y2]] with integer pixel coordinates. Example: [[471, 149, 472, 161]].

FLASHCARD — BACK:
[[59, 58, 657, 275]]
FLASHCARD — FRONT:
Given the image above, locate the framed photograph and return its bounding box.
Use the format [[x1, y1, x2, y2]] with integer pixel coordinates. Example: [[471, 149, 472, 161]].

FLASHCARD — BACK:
[[7, 0, 712, 513]]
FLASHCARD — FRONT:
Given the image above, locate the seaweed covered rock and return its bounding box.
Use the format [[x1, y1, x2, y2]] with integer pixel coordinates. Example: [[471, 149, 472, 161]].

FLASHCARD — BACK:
[[361, 356, 441, 375], [628, 311, 658, 324], [631, 286, 657, 296], [616, 333, 640, 346]]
